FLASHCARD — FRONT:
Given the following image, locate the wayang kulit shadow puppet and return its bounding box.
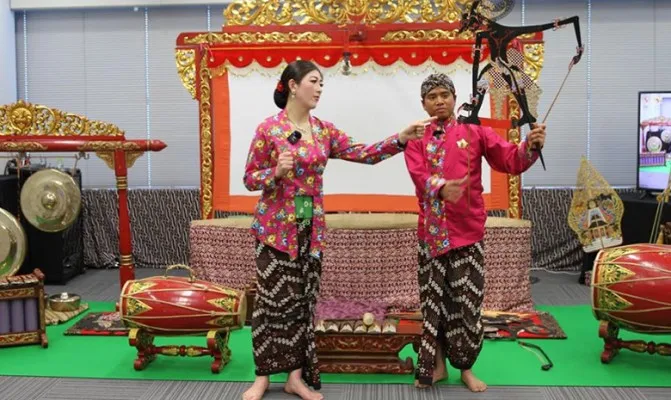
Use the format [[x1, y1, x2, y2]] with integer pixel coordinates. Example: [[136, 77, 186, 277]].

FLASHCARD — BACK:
[[456, 0, 584, 170]]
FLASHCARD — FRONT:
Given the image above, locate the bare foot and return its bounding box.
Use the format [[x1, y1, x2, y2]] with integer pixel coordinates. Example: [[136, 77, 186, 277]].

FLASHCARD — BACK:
[[415, 349, 448, 388], [461, 369, 487, 392], [433, 364, 448, 384], [242, 376, 269, 400], [432, 355, 448, 384], [284, 369, 323, 400]]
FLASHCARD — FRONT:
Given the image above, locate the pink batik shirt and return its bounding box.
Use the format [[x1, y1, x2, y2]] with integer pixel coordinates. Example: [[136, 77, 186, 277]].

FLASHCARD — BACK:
[[404, 119, 539, 258], [244, 109, 405, 260]]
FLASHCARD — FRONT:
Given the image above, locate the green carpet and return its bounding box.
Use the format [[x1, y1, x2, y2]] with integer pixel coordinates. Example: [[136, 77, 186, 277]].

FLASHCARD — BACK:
[[1, 302, 670, 387]]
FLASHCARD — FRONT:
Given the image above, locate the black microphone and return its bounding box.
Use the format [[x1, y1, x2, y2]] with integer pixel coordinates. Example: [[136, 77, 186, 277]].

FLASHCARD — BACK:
[[288, 130, 302, 145], [433, 129, 443, 138]]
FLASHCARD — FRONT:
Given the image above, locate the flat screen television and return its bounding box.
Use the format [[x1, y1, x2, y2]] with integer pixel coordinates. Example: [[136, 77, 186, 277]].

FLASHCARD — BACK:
[[637, 91, 671, 192]]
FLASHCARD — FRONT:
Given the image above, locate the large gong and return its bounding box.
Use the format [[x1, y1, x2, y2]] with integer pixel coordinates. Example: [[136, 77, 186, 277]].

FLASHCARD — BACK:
[[0, 207, 27, 277], [19, 169, 81, 233]]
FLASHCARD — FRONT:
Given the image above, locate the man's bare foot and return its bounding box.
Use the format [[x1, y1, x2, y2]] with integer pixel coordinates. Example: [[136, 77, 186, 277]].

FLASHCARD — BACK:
[[461, 369, 487, 392], [284, 369, 323, 400], [433, 364, 448, 384], [414, 379, 428, 389], [242, 376, 269, 400]]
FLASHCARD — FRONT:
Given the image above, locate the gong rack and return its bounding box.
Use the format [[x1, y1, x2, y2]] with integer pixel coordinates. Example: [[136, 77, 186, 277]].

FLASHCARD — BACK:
[[0, 100, 167, 288]]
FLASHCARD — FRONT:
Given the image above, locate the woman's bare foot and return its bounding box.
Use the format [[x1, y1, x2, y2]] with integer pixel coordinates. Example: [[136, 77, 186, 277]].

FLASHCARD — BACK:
[[433, 363, 448, 384], [461, 369, 487, 392], [415, 349, 448, 388], [242, 376, 269, 400], [284, 369, 323, 400]]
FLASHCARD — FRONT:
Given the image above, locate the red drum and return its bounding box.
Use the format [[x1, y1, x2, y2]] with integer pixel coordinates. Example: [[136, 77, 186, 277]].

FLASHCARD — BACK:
[[119, 265, 247, 335], [591, 243, 671, 333]]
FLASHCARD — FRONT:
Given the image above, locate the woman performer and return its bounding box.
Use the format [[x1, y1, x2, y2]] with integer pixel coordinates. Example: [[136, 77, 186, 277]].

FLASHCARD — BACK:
[[404, 73, 546, 392], [242, 60, 432, 400]]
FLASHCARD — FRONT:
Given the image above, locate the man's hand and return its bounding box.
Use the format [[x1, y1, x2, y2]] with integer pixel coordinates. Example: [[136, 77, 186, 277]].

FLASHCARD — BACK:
[[440, 176, 467, 203], [527, 123, 546, 150], [399, 116, 438, 144], [275, 151, 294, 178]]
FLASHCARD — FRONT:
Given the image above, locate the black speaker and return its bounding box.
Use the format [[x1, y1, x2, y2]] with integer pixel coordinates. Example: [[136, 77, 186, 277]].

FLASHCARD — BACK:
[[3, 162, 85, 284]]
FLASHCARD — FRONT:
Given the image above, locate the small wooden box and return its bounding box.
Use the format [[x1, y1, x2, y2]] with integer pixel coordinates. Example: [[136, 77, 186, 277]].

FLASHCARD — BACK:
[[0, 269, 48, 348]]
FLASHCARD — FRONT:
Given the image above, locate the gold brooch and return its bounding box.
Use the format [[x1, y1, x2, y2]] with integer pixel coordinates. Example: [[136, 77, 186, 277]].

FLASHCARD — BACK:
[[457, 138, 469, 149]]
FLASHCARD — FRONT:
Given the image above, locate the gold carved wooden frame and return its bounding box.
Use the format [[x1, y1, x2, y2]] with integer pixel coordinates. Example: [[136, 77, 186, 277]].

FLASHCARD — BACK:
[[175, 0, 545, 219]]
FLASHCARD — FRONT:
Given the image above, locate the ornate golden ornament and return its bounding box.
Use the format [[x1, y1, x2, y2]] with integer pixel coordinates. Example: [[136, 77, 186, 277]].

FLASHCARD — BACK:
[[19, 169, 82, 233], [506, 96, 521, 219], [0, 142, 48, 152], [0, 100, 124, 137], [597, 289, 633, 312], [208, 297, 237, 312], [381, 28, 473, 41], [128, 281, 157, 296], [568, 157, 624, 253], [223, 0, 472, 26], [600, 247, 638, 264], [596, 263, 635, 286], [183, 31, 332, 45], [125, 297, 153, 316], [0, 208, 27, 278], [523, 43, 544, 82], [199, 52, 214, 219], [125, 152, 144, 169], [77, 142, 141, 152], [175, 49, 197, 99]]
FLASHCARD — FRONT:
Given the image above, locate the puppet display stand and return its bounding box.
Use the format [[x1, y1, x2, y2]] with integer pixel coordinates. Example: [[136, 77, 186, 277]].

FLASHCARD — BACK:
[[0, 101, 166, 289], [591, 244, 671, 363], [118, 264, 247, 373]]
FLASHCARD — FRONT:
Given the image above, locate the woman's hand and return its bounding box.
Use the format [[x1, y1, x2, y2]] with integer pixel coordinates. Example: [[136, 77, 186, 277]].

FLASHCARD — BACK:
[[399, 116, 438, 144], [275, 151, 294, 178]]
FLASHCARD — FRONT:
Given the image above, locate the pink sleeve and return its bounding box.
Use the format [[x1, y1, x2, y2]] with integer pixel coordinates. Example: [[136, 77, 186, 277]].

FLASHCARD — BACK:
[[243, 124, 279, 192], [404, 139, 446, 200], [481, 126, 539, 175], [328, 123, 404, 164]]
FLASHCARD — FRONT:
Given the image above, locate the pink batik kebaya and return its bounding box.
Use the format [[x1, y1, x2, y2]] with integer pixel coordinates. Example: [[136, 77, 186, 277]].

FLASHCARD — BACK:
[[404, 118, 539, 258], [244, 108, 405, 260]]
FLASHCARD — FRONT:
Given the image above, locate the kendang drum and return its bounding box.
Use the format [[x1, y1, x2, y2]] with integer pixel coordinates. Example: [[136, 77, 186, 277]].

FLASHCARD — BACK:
[[119, 264, 247, 373], [591, 244, 671, 363]]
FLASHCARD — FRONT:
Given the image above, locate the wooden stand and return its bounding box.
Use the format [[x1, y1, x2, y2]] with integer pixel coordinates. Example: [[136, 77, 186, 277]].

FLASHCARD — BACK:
[[0, 100, 167, 290], [316, 332, 418, 374], [0, 269, 48, 348], [598, 320, 671, 363], [128, 328, 232, 373]]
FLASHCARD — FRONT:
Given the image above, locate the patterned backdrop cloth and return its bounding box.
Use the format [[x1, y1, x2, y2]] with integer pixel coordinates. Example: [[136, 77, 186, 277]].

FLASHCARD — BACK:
[[189, 214, 534, 312], [79, 188, 642, 277]]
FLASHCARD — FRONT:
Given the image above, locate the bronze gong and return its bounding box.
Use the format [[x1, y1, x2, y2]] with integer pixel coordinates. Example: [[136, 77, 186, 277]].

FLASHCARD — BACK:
[[0, 207, 27, 277], [20, 169, 81, 233]]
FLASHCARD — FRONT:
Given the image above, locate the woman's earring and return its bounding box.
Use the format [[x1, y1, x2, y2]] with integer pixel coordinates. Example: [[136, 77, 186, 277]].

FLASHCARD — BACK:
[[291, 91, 296, 98]]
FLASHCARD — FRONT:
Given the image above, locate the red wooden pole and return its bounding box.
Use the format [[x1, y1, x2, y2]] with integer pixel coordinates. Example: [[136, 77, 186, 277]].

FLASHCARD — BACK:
[[114, 149, 135, 288]]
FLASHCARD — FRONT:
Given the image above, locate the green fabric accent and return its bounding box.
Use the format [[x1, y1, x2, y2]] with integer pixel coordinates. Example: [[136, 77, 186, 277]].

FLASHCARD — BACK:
[[295, 195, 313, 219]]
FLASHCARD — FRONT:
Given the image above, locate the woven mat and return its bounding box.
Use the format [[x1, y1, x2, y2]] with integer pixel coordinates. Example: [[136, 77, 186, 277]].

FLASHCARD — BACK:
[[387, 310, 567, 339], [45, 303, 90, 326]]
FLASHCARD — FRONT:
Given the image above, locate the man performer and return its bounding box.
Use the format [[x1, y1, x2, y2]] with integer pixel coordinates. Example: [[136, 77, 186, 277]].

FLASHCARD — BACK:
[[403, 73, 546, 392]]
